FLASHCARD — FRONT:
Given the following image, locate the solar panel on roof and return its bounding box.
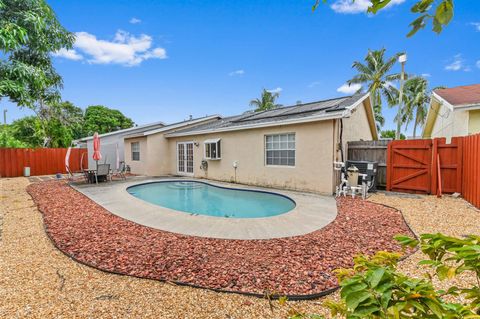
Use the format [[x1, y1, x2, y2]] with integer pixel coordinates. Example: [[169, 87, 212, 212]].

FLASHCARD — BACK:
[[232, 97, 349, 123]]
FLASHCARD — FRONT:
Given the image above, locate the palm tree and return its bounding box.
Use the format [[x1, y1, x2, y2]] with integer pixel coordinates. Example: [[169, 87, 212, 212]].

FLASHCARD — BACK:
[[390, 78, 442, 138], [402, 77, 430, 138], [347, 48, 402, 131], [249, 89, 282, 112]]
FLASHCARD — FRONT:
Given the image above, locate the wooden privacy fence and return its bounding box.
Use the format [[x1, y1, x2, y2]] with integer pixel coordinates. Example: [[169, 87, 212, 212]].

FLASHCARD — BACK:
[[347, 140, 388, 188], [0, 148, 88, 177], [462, 134, 480, 209], [386, 134, 480, 209]]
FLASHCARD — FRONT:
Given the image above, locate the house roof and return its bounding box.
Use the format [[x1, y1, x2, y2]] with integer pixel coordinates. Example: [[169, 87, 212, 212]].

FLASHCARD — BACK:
[[434, 84, 480, 108], [423, 84, 480, 137], [165, 93, 376, 138], [77, 120, 166, 142], [123, 115, 221, 139]]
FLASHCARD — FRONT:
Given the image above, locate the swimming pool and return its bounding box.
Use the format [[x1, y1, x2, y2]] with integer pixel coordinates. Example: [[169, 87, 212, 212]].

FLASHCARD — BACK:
[[126, 181, 296, 218]]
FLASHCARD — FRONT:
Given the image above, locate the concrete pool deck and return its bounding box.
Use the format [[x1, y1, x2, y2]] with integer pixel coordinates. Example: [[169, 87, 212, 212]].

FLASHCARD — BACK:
[[72, 177, 337, 240]]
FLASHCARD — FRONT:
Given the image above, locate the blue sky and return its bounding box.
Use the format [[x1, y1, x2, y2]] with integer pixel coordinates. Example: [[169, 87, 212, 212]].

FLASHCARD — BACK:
[[4, 0, 480, 134]]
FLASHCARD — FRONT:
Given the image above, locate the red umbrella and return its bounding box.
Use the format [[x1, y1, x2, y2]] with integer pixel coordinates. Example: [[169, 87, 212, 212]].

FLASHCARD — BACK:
[[92, 132, 102, 167]]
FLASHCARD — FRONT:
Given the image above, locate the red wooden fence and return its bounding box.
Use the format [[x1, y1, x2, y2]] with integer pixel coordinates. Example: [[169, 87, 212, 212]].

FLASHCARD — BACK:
[[431, 137, 463, 195], [462, 134, 480, 209], [387, 134, 480, 209], [0, 148, 88, 177]]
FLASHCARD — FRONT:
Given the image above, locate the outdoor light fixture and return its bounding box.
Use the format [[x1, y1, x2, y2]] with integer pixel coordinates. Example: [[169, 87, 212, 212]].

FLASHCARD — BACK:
[[395, 52, 407, 140]]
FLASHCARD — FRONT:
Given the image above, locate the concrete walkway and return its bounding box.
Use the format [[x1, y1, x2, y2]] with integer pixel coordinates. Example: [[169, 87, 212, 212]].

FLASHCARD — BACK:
[[72, 177, 337, 240]]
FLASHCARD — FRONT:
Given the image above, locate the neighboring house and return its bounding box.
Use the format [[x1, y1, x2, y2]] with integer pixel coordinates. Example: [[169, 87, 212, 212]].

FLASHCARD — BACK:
[[423, 84, 480, 140], [75, 121, 166, 169], [125, 93, 377, 194]]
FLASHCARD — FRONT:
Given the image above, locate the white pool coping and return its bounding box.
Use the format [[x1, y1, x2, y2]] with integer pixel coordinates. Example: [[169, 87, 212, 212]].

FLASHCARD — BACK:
[[72, 177, 337, 240]]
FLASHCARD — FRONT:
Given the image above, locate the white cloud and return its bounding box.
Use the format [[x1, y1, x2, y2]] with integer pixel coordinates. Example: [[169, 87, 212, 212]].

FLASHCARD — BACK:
[[330, 0, 405, 14], [337, 83, 362, 94], [477, 61, 480, 69], [470, 22, 480, 31], [421, 73, 431, 78], [445, 54, 468, 71], [308, 81, 321, 88], [267, 87, 282, 94], [52, 48, 83, 61], [73, 30, 167, 66], [130, 17, 142, 24], [228, 69, 245, 76]]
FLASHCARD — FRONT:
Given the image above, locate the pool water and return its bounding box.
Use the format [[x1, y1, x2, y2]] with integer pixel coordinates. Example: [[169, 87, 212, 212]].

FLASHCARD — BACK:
[[126, 181, 296, 218]]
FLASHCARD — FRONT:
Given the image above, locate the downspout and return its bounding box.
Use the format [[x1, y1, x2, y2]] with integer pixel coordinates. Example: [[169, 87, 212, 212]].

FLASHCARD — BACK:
[[339, 118, 344, 162]]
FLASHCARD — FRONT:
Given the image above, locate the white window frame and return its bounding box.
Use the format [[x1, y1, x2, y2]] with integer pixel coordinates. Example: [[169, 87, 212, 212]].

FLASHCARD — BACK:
[[177, 141, 194, 176], [131, 142, 140, 161], [204, 138, 221, 160], [264, 133, 295, 167]]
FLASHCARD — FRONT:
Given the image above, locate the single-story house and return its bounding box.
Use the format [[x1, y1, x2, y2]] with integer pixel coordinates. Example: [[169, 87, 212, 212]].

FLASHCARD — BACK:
[[77, 116, 221, 169], [124, 93, 377, 194], [423, 84, 480, 140]]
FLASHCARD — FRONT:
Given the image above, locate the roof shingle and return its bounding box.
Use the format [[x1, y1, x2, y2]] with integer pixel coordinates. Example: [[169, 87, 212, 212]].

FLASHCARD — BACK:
[[435, 84, 480, 107], [166, 93, 367, 136]]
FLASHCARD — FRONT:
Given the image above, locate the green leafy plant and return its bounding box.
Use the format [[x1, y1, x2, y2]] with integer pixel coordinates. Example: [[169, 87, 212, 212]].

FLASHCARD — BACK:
[[249, 89, 282, 112], [0, 0, 75, 108], [83, 105, 135, 136], [288, 233, 480, 318], [347, 48, 402, 131], [312, 0, 454, 37]]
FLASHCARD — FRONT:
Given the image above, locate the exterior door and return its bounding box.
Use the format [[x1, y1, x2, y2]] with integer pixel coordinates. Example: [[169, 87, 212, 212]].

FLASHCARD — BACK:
[[177, 142, 194, 176]]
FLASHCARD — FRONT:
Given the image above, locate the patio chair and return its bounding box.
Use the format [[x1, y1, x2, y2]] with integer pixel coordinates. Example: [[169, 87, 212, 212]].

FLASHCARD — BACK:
[[110, 161, 127, 181], [94, 164, 110, 184], [66, 163, 88, 183]]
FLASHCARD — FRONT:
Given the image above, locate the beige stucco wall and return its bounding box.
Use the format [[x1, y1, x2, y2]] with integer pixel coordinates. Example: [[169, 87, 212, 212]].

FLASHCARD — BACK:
[[468, 109, 480, 135], [125, 102, 375, 194], [145, 133, 170, 176], [124, 118, 221, 176], [124, 137, 148, 175], [166, 121, 336, 194], [430, 103, 469, 140], [342, 101, 374, 150]]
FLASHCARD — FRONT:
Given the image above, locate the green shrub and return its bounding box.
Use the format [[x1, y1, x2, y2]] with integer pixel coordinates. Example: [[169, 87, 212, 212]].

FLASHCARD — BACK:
[[288, 233, 480, 319]]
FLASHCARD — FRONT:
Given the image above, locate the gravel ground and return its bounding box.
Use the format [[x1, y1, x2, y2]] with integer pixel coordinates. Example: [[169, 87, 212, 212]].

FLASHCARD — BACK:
[[369, 192, 480, 302], [26, 180, 412, 296], [1, 178, 478, 318]]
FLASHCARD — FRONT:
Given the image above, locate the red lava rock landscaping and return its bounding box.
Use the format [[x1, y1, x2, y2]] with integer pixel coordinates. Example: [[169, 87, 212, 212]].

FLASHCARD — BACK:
[[27, 181, 414, 297]]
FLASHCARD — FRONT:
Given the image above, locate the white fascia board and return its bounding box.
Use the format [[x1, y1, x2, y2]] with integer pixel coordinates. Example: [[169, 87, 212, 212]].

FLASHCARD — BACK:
[[432, 92, 454, 111], [341, 92, 370, 117], [165, 112, 344, 137], [142, 115, 221, 136], [77, 121, 166, 142], [453, 103, 480, 111]]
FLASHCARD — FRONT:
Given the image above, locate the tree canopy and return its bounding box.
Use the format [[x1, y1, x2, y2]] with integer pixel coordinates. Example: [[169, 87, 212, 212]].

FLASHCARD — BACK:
[[0, 0, 74, 108], [249, 89, 282, 112], [347, 48, 401, 131], [313, 0, 454, 37], [1, 103, 133, 148], [380, 129, 406, 140], [83, 105, 135, 136]]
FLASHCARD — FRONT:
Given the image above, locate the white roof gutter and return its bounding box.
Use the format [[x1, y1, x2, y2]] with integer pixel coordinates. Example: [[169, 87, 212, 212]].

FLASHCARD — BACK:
[[165, 112, 345, 137], [142, 115, 221, 136], [165, 94, 372, 138], [432, 91, 455, 111]]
